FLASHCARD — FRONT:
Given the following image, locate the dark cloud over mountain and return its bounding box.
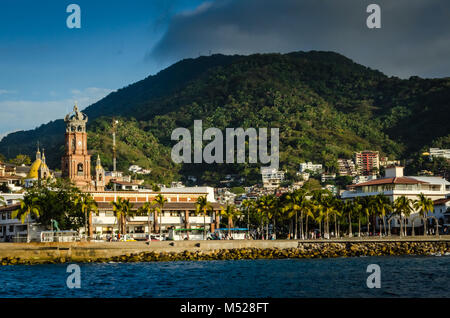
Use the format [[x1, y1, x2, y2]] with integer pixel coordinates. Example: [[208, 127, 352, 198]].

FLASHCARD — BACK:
[[148, 0, 450, 78]]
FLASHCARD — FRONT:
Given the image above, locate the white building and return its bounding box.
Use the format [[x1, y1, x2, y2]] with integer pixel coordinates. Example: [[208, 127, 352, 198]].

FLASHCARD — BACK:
[[128, 165, 151, 175], [299, 162, 322, 174], [342, 166, 450, 230], [337, 159, 357, 177], [321, 173, 336, 183], [352, 175, 377, 184], [429, 148, 450, 160], [261, 167, 285, 189], [0, 202, 43, 242]]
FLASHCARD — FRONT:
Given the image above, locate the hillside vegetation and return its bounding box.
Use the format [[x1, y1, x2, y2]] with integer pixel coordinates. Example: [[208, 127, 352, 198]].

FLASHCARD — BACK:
[[1, 51, 449, 185]]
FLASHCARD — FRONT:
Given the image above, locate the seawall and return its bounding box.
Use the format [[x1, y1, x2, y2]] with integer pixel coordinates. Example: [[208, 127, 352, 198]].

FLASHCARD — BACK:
[[1, 237, 450, 265]]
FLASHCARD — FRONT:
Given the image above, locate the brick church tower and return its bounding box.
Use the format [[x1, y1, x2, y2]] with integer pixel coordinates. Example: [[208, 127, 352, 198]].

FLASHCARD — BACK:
[[61, 105, 92, 190]]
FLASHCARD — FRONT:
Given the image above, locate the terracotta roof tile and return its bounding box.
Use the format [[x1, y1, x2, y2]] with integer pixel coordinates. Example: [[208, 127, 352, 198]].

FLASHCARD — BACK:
[[349, 177, 428, 188]]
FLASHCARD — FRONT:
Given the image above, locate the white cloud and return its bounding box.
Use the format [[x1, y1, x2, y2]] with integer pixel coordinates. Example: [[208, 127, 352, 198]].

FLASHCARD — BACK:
[[0, 89, 17, 95], [0, 87, 115, 136]]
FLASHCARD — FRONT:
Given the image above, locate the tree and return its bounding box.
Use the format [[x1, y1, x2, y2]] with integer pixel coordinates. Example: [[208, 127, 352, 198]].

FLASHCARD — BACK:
[[154, 194, 167, 240], [9, 154, 31, 166], [220, 204, 240, 236], [413, 193, 434, 236], [20, 179, 85, 231], [0, 195, 5, 207], [343, 200, 354, 237], [282, 189, 307, 239], [360, 196, 374, 236], [255, 195, 277, 240], [394, 196, 413, 237], [352, 198, 363, 237], [374, 194, 392, 236], [195, 196, 210, 240], [75, 193, 98, 241], [12, 197, 41, 242], [112, 197, 135, 237], [302, 179, 322, 191], [138, 201, 156, 239], [241, 199, 254, 237]]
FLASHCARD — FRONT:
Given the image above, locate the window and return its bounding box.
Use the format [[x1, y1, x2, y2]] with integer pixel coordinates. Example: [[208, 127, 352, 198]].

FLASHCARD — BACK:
[[16, 225, 27, 232], [8, 225, 14, 233], [77, 163, 83, 176]]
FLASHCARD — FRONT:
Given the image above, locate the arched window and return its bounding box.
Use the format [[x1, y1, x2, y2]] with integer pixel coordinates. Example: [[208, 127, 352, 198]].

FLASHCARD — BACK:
[[77, 163, 83, 176], [99, 174, 103, 181], [78, 126, 83, 132]]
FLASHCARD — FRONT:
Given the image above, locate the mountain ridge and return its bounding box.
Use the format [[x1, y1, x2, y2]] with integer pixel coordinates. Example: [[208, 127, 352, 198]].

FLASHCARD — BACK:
[[1, 51, 449, 185]]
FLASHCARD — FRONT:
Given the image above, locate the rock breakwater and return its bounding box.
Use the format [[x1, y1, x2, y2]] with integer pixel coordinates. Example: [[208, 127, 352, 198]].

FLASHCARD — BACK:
[[1, 241, 449, 265]]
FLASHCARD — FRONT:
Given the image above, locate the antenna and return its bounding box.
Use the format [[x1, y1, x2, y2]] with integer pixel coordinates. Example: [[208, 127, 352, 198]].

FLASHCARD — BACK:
[[112, 118, 117, 191]]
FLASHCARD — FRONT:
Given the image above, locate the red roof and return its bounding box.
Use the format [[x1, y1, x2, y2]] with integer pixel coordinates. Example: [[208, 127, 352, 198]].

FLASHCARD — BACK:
[[349, 177, 428, 188], [433, 198, 450, 205]]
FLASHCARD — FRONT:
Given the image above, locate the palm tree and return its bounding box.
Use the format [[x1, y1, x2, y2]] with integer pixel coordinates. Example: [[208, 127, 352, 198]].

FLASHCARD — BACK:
[[0, 196, 6, 207], [195, 196, 210, 240], [112, 197, 134, 238], [394, 196, 413, 237], [343, 200, 354, 237], [283, 189, 307, 239], [12, 197, 41, 243], [220, 204, 240, 237], [360, 196, 374, 237], [331, 198, 343, 238], [304, 200, 315, 239], [154, 194, 167, 240], [241, 199, 254, 238], [138, 201, 156, 240], [76, 193, 98, 241], [413, 193, 434, 236], [374, 194, 392, 237], [255, 195, 277, 240]]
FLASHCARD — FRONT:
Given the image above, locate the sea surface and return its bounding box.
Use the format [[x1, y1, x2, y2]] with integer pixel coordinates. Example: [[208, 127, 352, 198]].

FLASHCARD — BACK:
[[0, 256, 449, 297]]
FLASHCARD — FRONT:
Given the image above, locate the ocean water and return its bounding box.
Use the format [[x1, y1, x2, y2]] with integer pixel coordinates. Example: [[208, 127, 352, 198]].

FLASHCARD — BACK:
[[0, 256, 449, 298]]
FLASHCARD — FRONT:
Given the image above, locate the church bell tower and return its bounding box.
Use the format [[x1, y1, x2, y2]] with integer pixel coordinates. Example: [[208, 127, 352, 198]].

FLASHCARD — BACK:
[[61, 104, 92, 190]]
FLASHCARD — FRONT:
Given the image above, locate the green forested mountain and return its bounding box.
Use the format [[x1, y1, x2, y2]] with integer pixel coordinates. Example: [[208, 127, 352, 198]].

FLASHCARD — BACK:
[[1, 51, 449, 185]]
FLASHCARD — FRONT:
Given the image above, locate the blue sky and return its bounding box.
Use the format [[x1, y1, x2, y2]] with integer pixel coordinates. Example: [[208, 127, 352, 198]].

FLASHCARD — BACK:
[[0, 0, 204, 137], [1, 0, 449, 139]]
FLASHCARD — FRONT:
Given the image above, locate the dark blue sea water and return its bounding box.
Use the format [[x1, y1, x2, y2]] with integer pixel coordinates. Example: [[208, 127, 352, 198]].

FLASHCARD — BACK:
[[0, 256, 449, 297]]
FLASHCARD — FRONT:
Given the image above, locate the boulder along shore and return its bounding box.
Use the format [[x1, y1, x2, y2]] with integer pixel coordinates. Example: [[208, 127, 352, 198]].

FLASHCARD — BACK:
[[1, 240, 450, 265]]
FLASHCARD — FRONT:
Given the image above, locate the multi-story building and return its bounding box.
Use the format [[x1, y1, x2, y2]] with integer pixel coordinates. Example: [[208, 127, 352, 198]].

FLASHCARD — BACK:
[[433, 195, 450, 228], [342, 166, 450, 230], [429, 148, 450, 160], [261, 167, 285, 189], [352, 175, 377, 184], [337, 159, 357, 176], [380, 157, 401, 168], [299, 162, 322, 174], [321, 173, 336, 183], [354, 150, 380, 176]]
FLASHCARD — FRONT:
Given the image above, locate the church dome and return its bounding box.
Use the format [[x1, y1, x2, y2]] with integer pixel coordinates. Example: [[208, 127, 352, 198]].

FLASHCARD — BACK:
[[27, 159, 42, 179]]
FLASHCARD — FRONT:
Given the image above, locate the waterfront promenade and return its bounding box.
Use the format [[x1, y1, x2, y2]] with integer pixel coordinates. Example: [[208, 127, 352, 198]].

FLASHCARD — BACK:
[[1, 236, 450, 264]]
